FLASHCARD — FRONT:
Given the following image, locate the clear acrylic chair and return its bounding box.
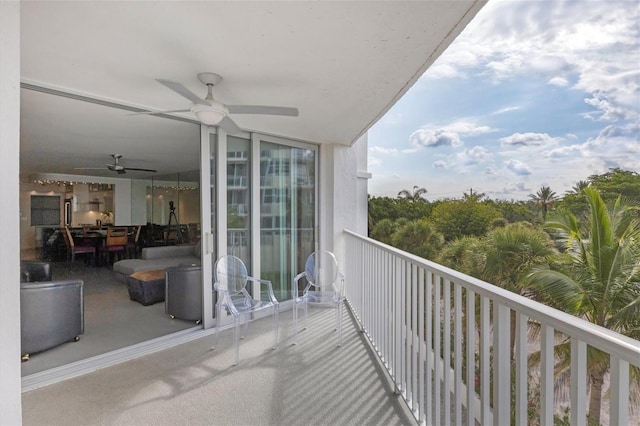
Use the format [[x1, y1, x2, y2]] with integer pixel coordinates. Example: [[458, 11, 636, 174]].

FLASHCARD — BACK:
[[293, 250, 345, 346], [213, 255, 279, 365]]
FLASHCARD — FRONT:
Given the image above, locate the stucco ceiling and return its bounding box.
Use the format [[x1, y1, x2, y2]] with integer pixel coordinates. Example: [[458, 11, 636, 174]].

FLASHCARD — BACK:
[[20, 1, 485, 179]]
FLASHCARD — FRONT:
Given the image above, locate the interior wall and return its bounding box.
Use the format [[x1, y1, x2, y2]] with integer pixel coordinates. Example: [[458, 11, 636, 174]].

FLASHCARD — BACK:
[[0, 1, 23, 422], [131, 179, 151, 225]]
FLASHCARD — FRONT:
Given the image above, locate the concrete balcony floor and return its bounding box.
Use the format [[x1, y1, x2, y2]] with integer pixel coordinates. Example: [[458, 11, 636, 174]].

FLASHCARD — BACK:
[[22, 307, 415, 425]]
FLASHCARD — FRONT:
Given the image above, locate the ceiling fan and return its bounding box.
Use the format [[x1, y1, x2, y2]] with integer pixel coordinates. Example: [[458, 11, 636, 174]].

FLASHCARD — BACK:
[[134, 72, 299, 134], [74, 154, 157, 175]]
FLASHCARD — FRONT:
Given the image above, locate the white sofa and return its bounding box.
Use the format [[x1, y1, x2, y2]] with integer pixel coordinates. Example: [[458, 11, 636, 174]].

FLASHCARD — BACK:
[[113, 244, 201, 283]]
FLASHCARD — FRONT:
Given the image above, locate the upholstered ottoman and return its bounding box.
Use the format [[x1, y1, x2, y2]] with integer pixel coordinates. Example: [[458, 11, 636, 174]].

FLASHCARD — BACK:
[[127, 269, 166, 306]]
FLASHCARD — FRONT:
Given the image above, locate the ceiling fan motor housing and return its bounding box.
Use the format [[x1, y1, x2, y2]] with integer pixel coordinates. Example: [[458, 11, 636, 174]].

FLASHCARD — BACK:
[[191, 102, 229, 125]]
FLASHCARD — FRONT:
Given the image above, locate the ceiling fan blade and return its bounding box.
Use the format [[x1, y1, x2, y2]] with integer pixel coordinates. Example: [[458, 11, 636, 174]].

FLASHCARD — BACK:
[[128, 109, 190, 116], [227, 105, 299, 116], [124, 167, 157, 173], [73, 167, 106, 170], [217, 116, 242, 135], [156, 79, 210, 106]]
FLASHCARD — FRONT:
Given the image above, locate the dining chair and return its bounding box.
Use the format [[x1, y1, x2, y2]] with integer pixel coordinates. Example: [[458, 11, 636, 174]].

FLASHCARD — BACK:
[[99, 226, 128, 266], [62, 226, 95, 265], [126, 225, 142, 258], [292, 250, 345, 346], [212, 255, 279, 365]]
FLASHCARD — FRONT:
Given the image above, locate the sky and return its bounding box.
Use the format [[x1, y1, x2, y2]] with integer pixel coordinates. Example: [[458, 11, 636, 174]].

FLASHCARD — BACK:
[[367, 0, 640, 201]]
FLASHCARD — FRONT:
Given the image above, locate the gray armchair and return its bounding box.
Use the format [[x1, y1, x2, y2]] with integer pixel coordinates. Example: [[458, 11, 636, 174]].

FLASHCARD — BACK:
[[20, 279, 84, 361], [165, 265, 202, 324], [20, 260, 52, 282]]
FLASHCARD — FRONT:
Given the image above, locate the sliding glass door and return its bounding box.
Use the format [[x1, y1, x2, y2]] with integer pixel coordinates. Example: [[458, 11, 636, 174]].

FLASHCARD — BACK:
[[258, 139, 316, 301], [202, 129, 317, 325], [227, 136, 251, 269]]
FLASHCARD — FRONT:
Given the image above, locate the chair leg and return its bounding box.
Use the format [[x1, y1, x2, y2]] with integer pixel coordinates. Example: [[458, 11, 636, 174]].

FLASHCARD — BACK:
[[233, 316, 240, 365], [292, 299, 298, 344], [273, 305, 279, 349], [337, 302, 343, 347], [213, 303, 222, 350]]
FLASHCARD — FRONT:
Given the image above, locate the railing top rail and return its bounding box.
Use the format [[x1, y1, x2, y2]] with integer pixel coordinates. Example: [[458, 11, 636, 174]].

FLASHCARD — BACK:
[[344, 229, 640, 366]]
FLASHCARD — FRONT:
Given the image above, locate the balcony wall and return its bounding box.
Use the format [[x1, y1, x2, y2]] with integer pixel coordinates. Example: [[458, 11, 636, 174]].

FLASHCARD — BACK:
[[343, 230, 640, 426]]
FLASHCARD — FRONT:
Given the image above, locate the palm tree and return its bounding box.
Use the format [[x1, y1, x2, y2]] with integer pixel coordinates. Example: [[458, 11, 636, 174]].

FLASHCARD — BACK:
[[462, 188, 486, 202], [526, 187, 640, 424], [397, 185, 428, 202], [570, 180, 590, 194], [391, 219, 444, 260], [529, 185, 558, 221], [480, 223, 556, 360]]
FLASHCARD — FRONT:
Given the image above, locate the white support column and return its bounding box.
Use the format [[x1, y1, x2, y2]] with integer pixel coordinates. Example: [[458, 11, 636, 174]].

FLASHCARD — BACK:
[[320, 134, 368, 268], [0, 1, 23, 423]]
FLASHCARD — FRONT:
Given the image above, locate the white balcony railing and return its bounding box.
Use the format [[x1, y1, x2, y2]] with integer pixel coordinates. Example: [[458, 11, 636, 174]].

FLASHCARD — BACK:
[[344, 230, 640, 426]]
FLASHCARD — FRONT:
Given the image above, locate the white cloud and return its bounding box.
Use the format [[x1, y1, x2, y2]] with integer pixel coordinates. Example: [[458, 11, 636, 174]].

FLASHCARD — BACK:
[[583, 93, 634, 122], [409, 119, 496, 150], [543, 123, 639, 170], [410, 129, 461, 148], [544, 144, 582, 159], [369, 146, 399, 155], [505, 159, 532, 175], [491, 106, 521, 115], [368, 156, 382, 168], [548, 76, 569, 87], [424, 0, 640, 123], [446, 120, 494, 136], [423, 64, 461, 80], [455, 146, 493, 166], [500, 132, 561, 147], [369, 0, 640, 202]]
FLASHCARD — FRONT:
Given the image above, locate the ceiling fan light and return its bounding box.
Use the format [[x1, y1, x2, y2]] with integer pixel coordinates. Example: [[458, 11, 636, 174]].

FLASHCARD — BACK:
[[191, 104, 227, 125]]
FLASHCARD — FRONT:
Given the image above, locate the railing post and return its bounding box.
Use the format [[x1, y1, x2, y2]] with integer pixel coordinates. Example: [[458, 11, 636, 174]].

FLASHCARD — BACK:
[[515, 313, 528, 426], [411, 263, 418, 414], [434, 275, 441, 426], [570, 339, 587, 426], [443, 279, 451, 426], [454, 284, 462, 425], [394, 257, 402, 394], [493, 303, 510, 426], [466, 290, 475, 426], [480, 296, 490, 426], [425, 271, 433, 426], [610, 356, 629, 426], [418, 267, 425, 424], [540, 324, 554, 425]]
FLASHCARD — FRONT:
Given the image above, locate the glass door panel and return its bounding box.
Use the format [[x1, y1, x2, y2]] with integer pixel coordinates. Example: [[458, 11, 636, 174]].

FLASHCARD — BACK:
[[259, 141, 316, 301], [227, 136, 251, 269]]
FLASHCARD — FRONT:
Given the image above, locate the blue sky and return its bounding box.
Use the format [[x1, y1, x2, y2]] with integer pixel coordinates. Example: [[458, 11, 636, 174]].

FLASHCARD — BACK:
[[368, 0, 640, 201]]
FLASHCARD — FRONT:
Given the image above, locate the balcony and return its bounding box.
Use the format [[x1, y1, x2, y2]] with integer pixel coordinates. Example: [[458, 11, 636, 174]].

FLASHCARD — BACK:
[[21, 231, 640, 425], [344, 230, 640, 426]]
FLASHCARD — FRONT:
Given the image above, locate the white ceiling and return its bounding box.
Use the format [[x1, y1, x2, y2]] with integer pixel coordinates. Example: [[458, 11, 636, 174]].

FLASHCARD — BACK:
[[20, 1, 485, 179]]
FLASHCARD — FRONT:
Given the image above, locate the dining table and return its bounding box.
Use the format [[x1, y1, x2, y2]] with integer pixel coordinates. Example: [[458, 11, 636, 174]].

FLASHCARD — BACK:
[[73, 231, 106, 266]]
